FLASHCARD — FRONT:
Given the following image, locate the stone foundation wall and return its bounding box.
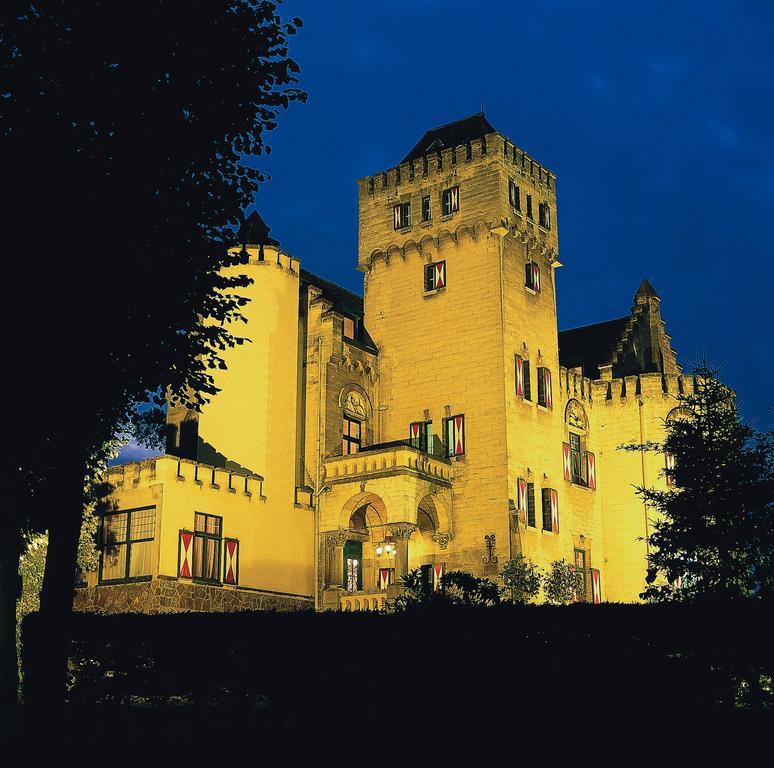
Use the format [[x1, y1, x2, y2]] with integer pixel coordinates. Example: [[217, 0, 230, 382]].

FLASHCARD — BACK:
[[73, 577, 312, 614]]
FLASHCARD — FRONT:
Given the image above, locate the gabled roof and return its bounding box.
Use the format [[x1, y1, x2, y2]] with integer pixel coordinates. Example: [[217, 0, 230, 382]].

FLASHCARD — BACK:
[[300, 269, 363, 317], [558, 317, 630, 378], [635, 278, 660, 299], [400, 113, 497, 164]]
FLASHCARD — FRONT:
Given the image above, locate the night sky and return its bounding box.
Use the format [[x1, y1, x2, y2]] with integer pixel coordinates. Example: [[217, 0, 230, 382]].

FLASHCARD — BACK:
[[120, 0, 773, 462]]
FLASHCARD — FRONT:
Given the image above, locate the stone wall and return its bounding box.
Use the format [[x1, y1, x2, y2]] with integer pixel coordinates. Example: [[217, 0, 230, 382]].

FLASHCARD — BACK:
[[74, 577, 312, 614]]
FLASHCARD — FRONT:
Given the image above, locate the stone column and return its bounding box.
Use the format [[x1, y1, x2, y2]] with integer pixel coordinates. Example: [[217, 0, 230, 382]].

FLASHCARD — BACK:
[[324, 530, 349, 588], [388, 523, 417, 582]]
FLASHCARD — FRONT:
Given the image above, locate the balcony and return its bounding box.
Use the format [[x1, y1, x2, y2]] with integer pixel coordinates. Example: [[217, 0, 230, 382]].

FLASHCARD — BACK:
[[323, 440, 452, 485]]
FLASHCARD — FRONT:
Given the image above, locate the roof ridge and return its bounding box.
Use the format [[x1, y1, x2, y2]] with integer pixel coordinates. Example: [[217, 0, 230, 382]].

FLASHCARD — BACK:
[[300, 268, 363, 302], [559, 316, 630, 334]]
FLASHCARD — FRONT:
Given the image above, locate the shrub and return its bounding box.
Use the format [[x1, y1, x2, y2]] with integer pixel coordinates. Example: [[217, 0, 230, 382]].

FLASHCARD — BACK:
[[501, 554, 542, 604]]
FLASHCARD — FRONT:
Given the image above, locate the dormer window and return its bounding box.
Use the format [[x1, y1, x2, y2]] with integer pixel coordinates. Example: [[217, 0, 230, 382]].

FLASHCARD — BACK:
[[343, 316, 356, 341], [393, 202, 411, 230], [442, 186, 459, 216]]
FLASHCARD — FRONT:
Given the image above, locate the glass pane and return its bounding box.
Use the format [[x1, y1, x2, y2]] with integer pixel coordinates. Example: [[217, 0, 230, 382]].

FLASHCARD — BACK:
[[349, 442, 359, 455], [204, 538, 220, 580], [193, 535, 204, 577], [103, 513, 128, 545], [194, 513, 206, 532], [101, 543, 126, 581], [206, 516, 221, 535], [349, 420, 360, 439], [128, 540, 154, 578], [130, 508, 156, 541]]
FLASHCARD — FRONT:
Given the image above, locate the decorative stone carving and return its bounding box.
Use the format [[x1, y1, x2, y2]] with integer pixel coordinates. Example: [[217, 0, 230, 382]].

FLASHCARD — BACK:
[[324, 529, 350, 547], [565, 399, 587, 431], [431, 532, 452, 549], [343, 390, 368, 419], [388, 523, 417, 540]]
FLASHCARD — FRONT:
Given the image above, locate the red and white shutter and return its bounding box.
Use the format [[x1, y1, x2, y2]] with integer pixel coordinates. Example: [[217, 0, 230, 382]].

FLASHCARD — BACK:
[[550, 489, 559, 533], [517, 478, 527, 514], [223, 538, 239, 585], [590, 568, 601, 604], [433, 563, 444, 593], [434, 260, 446, 288], [665, 452, 676, 486], [393, 204, 401, 229], [450, 186, 459, 212], [562, 442, 571, 482], [410, 421, 421, 445], [544, 368, 553, 409], [452, 415, 465, 456], [178, 530, 194, 578], [586, 452, 596, 490], [532, 263, 541, 292], [515, 356, 524, 397], [379, 568, 391, 590]]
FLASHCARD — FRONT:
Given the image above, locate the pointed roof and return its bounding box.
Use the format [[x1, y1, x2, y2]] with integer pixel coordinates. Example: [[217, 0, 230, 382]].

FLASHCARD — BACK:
[[635, 278, 660, 300], [558, 317, 630, 378], [238, 210, 279, 247], [400, 113, 497, 164]]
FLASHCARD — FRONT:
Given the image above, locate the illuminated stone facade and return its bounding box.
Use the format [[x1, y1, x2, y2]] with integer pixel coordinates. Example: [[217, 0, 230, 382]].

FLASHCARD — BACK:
[[78, 113, 687, 612]]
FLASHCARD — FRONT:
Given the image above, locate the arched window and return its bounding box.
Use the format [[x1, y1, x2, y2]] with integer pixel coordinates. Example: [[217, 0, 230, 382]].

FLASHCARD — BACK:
[[563, 400, 595, 488]]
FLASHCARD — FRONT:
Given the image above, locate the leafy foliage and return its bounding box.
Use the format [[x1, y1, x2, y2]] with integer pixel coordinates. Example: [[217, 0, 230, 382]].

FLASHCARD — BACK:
[[543, 559, 585, 605], [624, 364, 774, 602], [501, 554, 542, 604], [391, 568, 501, 611]]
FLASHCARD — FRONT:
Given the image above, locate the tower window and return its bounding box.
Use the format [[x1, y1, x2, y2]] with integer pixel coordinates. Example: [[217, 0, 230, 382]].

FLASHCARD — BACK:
[[526, 483, 536, 527], [539, 201, 551, 230], [422, 196, 431, 222], [515, 355, 531, 400], [569, 432, 584, 484], [393, 202, 411, 230], [343, 316, 356, 341], [343, 416, 361, 455], [442, 186, 460, 216], [525, 261, 541, 292], [526, 194, 533, 220], [537, 367, 553, 409], [509, 179, 521, 211], [424, 260, 446, 291]]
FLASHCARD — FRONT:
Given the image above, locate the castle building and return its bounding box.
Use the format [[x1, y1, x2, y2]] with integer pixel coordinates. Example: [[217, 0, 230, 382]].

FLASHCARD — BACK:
[[75, 113, 688, 614]]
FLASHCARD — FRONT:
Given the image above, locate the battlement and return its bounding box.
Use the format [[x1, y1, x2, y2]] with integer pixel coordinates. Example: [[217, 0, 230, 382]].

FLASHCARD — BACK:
[[358, 132, 556, 200], [226, 244, 300, 274], [560, 367, 695, 408], [105, 455, 266, 500]]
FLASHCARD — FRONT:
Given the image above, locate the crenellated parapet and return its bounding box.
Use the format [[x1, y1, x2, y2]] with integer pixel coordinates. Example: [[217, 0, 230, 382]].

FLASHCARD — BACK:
[[225, 244, 300, 275], [105, 455, 267, 500]]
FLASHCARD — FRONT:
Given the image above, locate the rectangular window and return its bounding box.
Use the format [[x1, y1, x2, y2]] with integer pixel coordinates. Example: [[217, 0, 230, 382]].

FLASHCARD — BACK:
[[442, 186, 460, 216], [574, 548, 587, 602], [422, 195, 431, 222], [539, 201, 551, 229], [509, 180, 521, 210], [526, 483, 536, 527], [424, 260, 446, 291], [343, 416, 362, 455], [569, 432, 584, 484], [541, 488, 558, 532], [537, 366, 553, 409], [393, 202, 411, 230], [526, 193, 533, 220], [445, 414, 465, 458], [100, 507, 156, 583], [342, 316, 356, 341], [525, 261, 540, 292], [523, 359, 532, 401], [193, 512, 222, 582], [409, 420, 434, 455]]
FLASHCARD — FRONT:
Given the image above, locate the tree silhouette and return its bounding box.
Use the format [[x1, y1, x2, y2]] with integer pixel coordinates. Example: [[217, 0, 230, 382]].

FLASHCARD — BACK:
[[630, 364, 774, 601], [0, 0, 305, 707]]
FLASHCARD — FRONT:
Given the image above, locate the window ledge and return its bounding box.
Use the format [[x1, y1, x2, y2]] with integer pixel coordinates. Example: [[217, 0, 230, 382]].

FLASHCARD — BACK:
[[419, 220, 432, 228], [395, 226, 412, 234], [524, 286, 536, 295], [423, 287, 445, 298], [541, 529, 557, 536], [440, 213, 457, 222], [536, 404, 552, 412]]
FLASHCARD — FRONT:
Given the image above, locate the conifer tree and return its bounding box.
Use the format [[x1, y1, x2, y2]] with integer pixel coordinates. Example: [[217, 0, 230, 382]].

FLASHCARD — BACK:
[[633, 365, 774, 602]]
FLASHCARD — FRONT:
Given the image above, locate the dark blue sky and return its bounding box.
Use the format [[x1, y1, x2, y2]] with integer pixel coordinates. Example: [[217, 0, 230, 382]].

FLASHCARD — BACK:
[[243, 0, 773, 430]]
